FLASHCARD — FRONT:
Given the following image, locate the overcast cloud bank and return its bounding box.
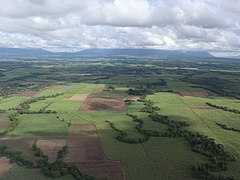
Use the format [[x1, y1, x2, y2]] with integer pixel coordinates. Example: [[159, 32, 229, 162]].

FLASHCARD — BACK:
[[0, 0, 239, 56]]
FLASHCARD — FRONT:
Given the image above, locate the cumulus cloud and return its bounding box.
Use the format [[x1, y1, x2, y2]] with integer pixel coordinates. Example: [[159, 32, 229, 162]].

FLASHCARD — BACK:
[[0, 0, 239, 54]]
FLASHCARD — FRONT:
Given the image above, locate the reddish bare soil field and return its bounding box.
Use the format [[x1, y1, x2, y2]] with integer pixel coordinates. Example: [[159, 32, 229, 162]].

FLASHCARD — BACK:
[[124, 96, 140, 102], [0, 114, 10, 133], [55, 85, 74, 90], [64, 125, 125, 180], [0, 137, 36, 161], [79, 98, 125, 112], [18, 82, 36, 86], [36, 139, 67, 163], [177, 91, 208, 98], [69, 94, 89, 101], [0, 157, 13, 177], [92, 88, 104, 94], [111, 90, 128, 94]]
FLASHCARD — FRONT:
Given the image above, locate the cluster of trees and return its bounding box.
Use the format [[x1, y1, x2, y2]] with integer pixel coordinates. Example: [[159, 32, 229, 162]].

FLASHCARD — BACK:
[[0, 87, 20, 97], [191, 165, 234, 180], [32, 141, 94, 179], [128, 88, 154, 96], [104, 85, 115, 91], [140, 100, 160, 113], [127, 114, 164, 138], [182, 76, 240, 99], [216, 122, 240, 133], [149, 112, 188, 129], [0, 146, 34, 168], [0, 113, 19, 136], [206, 102, 240, 115], [105, 120, 149, 144], [16, 93, 64, 114], [124, 99, 134, 105]]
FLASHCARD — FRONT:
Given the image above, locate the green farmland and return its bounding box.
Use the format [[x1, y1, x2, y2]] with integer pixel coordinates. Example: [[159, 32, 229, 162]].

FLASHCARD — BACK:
[[0, 56, 240, 180]]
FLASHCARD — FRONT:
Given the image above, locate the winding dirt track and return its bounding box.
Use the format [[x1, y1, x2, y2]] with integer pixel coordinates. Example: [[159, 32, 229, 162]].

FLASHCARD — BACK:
[[64, 125, 125, 180]]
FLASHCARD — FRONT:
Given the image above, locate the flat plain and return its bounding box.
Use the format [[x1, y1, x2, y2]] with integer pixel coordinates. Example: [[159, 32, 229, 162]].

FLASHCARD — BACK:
[[0, 57, 239, 180]]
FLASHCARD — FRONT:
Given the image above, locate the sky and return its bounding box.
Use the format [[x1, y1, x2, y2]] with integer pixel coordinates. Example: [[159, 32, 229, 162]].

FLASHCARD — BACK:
[[0, 0, 239, 56]]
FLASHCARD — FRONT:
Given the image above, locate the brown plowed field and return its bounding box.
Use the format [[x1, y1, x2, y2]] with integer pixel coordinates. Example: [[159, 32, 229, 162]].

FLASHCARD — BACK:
[[0, 137, 36, 161], [124, 96, 140, 102], [0, 157, 12, 177], [79, 98, 125, 112], [92, 88, 104, 94], [64, 125, 125, 180], [177, 91, 208, 98], [36, 139, 67, 163], [73, 161, 125, 180], [111, 90, 128, 94], [69, 94, 89, 101]]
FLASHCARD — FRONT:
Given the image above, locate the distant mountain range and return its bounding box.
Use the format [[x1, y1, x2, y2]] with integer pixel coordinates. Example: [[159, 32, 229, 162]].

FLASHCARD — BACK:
[[0, 47, 215, 59]]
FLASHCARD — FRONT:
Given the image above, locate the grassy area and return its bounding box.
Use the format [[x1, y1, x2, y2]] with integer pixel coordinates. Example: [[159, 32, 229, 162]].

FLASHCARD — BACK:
[[34, 88, 66, 97], [47, 100, 82, 113], [0, 96, 29, 110], [147, 92, 240, 178], [62, 83, 105, 99], [8, 114, 68, 137]]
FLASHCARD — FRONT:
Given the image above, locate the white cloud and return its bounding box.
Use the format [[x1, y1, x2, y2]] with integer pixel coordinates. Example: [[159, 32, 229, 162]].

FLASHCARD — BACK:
[[0, 0, 239, 54]]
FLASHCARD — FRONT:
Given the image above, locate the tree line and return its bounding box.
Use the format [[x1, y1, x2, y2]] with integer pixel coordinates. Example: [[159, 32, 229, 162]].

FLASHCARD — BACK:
[[206, 102, 240, 115], [13, 93, 64, 114], [216, 122, 240, 133]]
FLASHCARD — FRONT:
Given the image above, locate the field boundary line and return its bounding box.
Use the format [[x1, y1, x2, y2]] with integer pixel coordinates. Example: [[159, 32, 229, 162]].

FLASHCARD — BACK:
[[74, 113, 94, 125]]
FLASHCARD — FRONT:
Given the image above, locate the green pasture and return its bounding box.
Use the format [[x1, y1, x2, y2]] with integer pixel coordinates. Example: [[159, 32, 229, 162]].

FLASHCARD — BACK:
[[8, 114, 68, 137], [62, 83, 105, 99], [47, 100, 82, 113], [0, 96, 29, 110], [147, 92, 240, 178], [34, 88, 66, 97]]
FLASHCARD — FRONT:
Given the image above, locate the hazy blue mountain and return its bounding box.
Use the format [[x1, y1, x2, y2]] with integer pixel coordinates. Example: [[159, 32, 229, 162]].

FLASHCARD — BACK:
[[0, 47, 54, 57], [0, 47, 214, 59], [75, 48, 214, 58]]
